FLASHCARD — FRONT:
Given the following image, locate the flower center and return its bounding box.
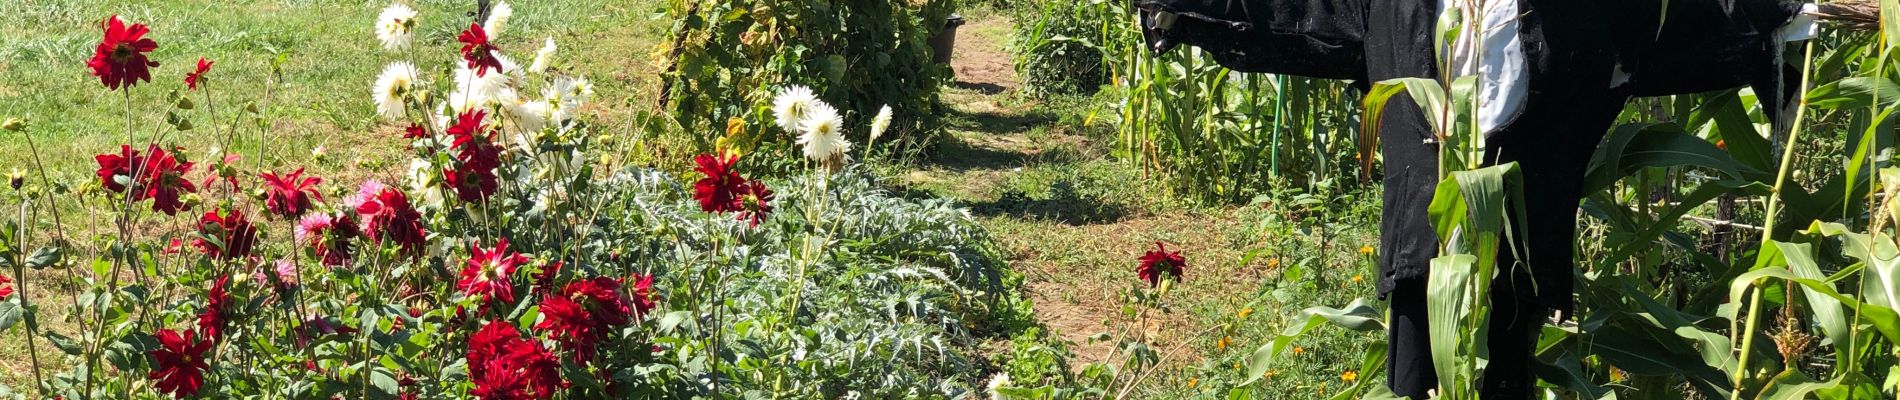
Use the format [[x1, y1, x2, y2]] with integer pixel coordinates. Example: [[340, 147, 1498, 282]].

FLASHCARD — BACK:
[[111, 44, 136, 61], [482, 261, 502, 281]]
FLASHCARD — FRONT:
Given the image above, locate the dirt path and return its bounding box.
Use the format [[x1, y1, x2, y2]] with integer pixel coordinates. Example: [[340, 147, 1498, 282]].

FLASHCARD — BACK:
[[918, 15, 1248, 367]]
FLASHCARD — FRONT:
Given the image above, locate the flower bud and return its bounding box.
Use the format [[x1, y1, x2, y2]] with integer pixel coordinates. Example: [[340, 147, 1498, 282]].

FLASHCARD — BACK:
[[8, 169, 24, 191], [1, 117, 25, 132]]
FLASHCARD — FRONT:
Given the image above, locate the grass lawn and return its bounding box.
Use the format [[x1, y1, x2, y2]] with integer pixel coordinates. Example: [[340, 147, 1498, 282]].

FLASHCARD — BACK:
[[0, 0, 669, 183]]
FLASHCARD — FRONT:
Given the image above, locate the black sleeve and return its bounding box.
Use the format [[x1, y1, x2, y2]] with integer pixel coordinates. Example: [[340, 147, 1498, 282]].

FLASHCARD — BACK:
[[1611, 0, 1805, 100], [1137, 0, 1369, 81]]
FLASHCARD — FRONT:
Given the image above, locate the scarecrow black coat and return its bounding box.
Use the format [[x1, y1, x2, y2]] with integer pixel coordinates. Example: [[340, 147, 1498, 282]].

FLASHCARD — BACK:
[[1138, 0, 1807, 397], [1138, 0, 1803, 312]]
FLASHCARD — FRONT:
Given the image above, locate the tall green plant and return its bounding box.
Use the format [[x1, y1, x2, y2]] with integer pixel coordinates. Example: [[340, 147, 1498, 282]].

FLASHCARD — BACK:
[[659, 0, 956, 172]]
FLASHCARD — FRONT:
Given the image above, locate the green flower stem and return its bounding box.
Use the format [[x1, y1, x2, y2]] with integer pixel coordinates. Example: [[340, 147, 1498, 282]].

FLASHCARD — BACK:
[[1730, 40, 1817, 400]]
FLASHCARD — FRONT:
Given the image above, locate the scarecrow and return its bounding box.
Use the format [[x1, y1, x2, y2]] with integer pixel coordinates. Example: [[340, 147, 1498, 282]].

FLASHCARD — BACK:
[[1136, 0, 1873, 397]]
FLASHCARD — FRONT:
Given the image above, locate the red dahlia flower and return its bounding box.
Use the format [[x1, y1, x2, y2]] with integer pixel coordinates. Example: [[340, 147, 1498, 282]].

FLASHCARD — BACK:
[[148, 328, 212, 398], [260, 168, 323, 217], [197, 276, 232, 341], [95, 144, 198, 215], [350, 181, 428, 256], [534, 295, 596, 361], [630, 274, 657, 318], [692, 153, 745, 214], [193, 208, 258, 261], [1136, 242, 1186, 288], [404, 123, 429, 139], [532, 261, 563, 296], [184, 57, 212, 90], [87, 15, 159, 91], [457, 24, 503, 77], [0, 274, 13, 300], [446, 110, 501, 202], [467, 321, 563, 400], [735, 180, 775, 227], [536, 277, 634, 361], [296, 213, 360, 267], [459, 238, 529, 306]]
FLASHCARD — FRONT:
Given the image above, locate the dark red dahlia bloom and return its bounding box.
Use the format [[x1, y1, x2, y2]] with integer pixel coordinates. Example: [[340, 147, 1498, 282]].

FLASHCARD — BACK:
[[1136, 241, 1186, 288], [536, 277, 634, 361], [630, 274, 657, 318], [95, 144, 198, 215], [148, 328, 212, 398], [352, 181, 427, 256], [404, 123, 429, 139], [459, 238, 528, 306], [534, 296, 596, 361], [467, 321, 520, 377], [0, 273, 13, 300], [532, 261, 563, 296], [457, 24, 503, 77], [446, 111, 501, 202], [692, 153, 744, 214], [445, 166, 500, 203], [467, 321, 563, 400], [193, 208, 258, 261], [87, 15, 159, 91], [297, 213, 361, 267], [568, 277, 634, 326], [734, 180, 775, 227], [184, 57, 212, 90], [260, 168, 323, 217], [197, 276, 232, 341]]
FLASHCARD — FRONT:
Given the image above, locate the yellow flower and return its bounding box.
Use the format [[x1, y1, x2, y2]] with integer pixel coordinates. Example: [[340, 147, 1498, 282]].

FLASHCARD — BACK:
[[1359, 245, 1375, 255], [1266, 258, 1281, 269], [1341, 370, 1358, 382], [1352, 274, 1364, 284], [1217, 336, 1230, 350], [1262, 369, 1279, 379], [1237, 307, 1254, 319], [1292, 346, 1305, 355], [1188, 378, 1198, 388]]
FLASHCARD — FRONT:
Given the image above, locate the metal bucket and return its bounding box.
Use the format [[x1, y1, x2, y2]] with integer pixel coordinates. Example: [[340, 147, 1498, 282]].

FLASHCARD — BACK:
[[929, 14, 965, 65]]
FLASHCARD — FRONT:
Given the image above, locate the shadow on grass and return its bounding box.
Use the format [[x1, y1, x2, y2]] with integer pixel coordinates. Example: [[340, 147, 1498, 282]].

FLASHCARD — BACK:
[[953, 81, 1009, 95], [948, 108, 1058, 136], [967, 180, 1127, 225]]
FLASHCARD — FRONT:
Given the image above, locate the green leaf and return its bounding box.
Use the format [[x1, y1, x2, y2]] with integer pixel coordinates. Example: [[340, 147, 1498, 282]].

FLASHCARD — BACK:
[[0, 301, 20, 331], [1805, 77, 1900, 110], [1241, 298, 1385, 385], [25, 244, 62, 269], [1361, 77, 1446, 179], [1843, 106, 1898, 211], [1584, 123, 1762, 193], [45, 331, 82, 356], [1594, 180, 1768, 271], [1530, 330, 1618, 400], [1775, 242, 1849, 348], [370, 367, 399, 397], [1426, 254, 1481, 393], [1695, 90, 1773, 170]]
